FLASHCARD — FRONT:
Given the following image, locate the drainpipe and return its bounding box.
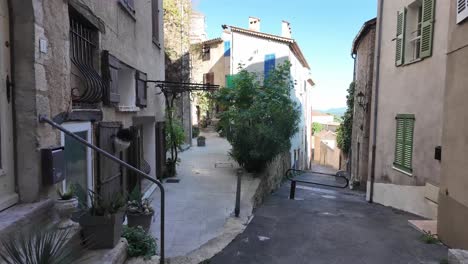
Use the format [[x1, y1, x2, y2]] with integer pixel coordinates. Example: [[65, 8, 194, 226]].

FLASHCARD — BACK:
[[369, 0, 384, 203]]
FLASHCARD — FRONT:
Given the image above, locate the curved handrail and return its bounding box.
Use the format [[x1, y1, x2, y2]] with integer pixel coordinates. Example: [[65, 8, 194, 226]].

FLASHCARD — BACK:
[[39, 115, 165, 264]]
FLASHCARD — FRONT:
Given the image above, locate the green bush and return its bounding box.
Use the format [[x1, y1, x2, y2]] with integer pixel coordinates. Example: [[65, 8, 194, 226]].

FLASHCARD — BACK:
[[215, 62, 300, 172], [122, 226, 157, 259]]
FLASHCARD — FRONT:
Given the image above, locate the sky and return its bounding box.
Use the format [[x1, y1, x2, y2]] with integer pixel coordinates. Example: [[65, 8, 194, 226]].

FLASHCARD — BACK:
[[193, 0, 377, 110]]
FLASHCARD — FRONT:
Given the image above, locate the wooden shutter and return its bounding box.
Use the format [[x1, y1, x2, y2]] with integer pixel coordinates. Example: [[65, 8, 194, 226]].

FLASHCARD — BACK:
[[403, 118, 414, 170], [395, 8, 406, 66], [394, 118, 405, 166], [457, 0, 468, 24], [136, 71, 147, 108], [102, 51, 120, 105], [420, 0, 435, 59], [98, 122, 123, 200], [152, 0, 160, 44]]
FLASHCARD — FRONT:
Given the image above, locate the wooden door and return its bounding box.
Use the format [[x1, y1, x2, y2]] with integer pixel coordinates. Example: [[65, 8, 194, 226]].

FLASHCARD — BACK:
[[0, 0, 17, 211], [98, 122, 123, 201]]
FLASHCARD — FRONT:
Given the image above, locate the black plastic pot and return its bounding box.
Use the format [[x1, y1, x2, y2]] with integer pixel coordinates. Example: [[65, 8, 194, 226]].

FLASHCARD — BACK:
[[165, 161, 176, 177], [197, 137, 206, 147], [79, 211, 125, 249], [127, 213, 153, 232]]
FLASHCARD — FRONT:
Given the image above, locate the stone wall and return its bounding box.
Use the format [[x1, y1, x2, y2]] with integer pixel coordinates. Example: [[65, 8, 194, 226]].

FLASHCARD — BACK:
[[253, 151, 291, 207]]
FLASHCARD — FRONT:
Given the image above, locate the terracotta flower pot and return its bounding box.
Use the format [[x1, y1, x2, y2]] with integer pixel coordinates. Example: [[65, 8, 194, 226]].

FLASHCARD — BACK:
[[79, 211, 125, 249], [127, 213, 153, 232], [55, 198, 78, 229], [197, 137, 206, 147]]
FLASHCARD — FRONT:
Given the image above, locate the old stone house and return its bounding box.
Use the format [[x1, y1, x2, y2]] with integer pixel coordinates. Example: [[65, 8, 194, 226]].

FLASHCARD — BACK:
[[368, 0, 447, 219], [0, 0, 165, 226], [349, 18, 376, 190], [191, 17, 315, 170]]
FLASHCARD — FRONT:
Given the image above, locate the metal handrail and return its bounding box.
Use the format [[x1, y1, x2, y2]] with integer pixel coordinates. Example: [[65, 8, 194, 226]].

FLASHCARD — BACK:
[[39, 115, 165, 264], [286, 168, 349, 200]]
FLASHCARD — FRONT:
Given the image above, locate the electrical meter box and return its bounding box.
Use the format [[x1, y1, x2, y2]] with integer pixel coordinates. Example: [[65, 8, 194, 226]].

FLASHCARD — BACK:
[[42, 146, 66, 185]]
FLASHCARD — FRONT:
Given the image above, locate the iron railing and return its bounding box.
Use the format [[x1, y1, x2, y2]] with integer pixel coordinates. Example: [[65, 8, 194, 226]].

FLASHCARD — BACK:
[[286, 168, 349, 200], [39, 116, 165, 264]]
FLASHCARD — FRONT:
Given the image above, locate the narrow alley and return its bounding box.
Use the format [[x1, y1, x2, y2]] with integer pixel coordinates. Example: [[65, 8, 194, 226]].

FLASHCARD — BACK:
[[148, 129, 258, 258]]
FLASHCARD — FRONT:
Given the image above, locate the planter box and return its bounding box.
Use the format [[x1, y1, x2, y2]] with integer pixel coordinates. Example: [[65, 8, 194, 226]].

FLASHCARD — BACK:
[[79, 211, 125, 249], [127, 213, 153, 232], [197, 137, 206, 147]]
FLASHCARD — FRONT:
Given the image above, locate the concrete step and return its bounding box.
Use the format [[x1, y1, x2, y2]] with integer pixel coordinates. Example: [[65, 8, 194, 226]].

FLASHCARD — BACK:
[[0, 199, 55, 240]]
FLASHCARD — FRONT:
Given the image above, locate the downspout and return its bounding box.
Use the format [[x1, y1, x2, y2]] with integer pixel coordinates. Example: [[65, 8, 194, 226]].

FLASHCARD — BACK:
[[369, 0, 384, 203]]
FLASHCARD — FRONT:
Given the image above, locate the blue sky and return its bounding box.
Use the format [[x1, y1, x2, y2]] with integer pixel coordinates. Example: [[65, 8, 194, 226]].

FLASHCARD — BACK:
[[193, 0, 377, 110]]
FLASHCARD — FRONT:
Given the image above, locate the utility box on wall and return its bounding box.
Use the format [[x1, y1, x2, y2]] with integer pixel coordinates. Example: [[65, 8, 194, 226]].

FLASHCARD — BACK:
[[42, 146, 66, 185]]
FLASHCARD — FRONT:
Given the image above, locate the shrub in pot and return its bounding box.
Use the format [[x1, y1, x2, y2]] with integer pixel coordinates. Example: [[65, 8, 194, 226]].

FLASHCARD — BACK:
[[122, 226, 157, 260], [126, 185, 154, 232], [78, 191, 126, 249], [197, 136, 206, 147], [55, 185, 79, 229]]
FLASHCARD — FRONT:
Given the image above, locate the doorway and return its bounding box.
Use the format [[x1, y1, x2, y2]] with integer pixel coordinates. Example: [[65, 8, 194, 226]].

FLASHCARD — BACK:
[[0, 0, 18, 211], [61, 122, 93, 205]]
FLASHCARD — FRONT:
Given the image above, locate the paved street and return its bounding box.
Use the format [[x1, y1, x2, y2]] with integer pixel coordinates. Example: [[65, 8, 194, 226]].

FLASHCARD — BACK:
[[148, 129, 258, 258], [210, 180, 448, 264]]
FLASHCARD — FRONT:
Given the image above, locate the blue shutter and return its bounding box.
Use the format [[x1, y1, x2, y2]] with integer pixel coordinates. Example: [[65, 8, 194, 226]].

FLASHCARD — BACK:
[[264, 54, 276, 80], [224, 41, 231, 57]]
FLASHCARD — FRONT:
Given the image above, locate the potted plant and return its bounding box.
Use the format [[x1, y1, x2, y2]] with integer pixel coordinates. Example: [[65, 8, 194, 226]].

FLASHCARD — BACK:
[[197, 136, 206, 147], [165, 158, 177, 177], [126, 185, 154, 232], [55, 185, 79, 229], [78, 191, 126, 249]]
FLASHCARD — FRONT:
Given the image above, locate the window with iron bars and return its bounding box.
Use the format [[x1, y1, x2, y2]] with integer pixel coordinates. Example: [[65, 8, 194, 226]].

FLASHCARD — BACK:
[[202, 45, 210, 61], [70, 9, 103, 106]]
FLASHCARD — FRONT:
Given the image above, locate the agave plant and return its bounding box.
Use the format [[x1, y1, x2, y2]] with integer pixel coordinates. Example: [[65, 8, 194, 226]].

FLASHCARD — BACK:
[[0, 227, 84, 264]]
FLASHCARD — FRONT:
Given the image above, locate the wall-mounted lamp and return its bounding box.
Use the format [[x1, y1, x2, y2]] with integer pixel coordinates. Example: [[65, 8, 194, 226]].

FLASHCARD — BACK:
[[356, 91, 368, 112]]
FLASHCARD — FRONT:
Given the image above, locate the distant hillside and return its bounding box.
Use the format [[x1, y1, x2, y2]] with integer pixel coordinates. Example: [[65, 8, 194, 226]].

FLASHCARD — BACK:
[[320, 107, 347, 117]]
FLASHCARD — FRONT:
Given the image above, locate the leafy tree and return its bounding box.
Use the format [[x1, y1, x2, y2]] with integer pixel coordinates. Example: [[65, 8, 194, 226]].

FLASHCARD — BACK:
[[165, 109, 185, 176], [215, 62, 300, 172], [337, 82, 355, 154], [312, 122, 323, 135]]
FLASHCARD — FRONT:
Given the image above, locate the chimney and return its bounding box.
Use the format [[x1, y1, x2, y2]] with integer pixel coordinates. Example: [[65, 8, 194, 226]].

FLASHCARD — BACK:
[[282, 20, 292, 38], [249, 17, 261, 32]]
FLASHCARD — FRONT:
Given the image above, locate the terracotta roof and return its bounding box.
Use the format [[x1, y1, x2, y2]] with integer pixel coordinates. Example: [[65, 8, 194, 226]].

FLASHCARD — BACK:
[[202, 38, 223, 46], [228, 26, 311, 69], [307, 78, 315, 86], [351, 18, 377, 55]]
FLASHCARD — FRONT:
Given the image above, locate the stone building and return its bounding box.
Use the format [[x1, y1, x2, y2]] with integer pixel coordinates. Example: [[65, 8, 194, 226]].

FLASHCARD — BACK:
[[437, 0, 468, 250], [349, 18, 376, 190], [368, 0, 447, 219], [0, 0, 165, 223], [191, 17, 314, 169]]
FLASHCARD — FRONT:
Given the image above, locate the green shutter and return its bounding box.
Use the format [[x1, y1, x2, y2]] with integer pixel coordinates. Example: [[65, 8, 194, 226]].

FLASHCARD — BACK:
[[394, 118, 405, 165], [420, 0, 435, 58], [394, 115, 415, 173], [403, 118, 414, 170], [396, 8, 406, 66]]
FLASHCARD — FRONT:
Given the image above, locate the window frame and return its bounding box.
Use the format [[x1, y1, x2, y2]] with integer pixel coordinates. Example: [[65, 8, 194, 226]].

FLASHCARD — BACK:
[[119, 0, 136, 20], [152, 0, 161, 47], [393, 114, 415, 175]]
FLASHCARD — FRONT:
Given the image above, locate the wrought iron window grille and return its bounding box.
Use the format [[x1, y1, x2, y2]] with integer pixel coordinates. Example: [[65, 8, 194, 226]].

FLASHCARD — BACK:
[[70, 13, 104, 105]]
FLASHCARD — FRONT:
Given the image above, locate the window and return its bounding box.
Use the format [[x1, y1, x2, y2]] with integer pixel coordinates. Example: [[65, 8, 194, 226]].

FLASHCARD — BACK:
[[457, 0, 468, 24], [224, 41, 231, 57], [264, 54, 276, 80], [152, 0, 160, 45], [102, 51, 147, 111], [69, 8, 103, 105], [394, 114, 415, 174], [119, 0, 135, 18], [202, 45, 211, 61], [395, 0, 435, 66], [203, 72, 214, 85]]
